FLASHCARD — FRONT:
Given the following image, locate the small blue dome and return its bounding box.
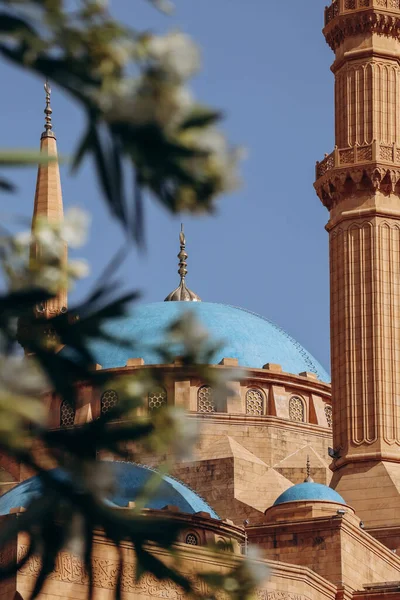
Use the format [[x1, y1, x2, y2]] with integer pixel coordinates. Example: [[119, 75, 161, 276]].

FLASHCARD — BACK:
[[0, 462, 219, 519], [87, 302, 329, 382], [273, 482, 346, 506]]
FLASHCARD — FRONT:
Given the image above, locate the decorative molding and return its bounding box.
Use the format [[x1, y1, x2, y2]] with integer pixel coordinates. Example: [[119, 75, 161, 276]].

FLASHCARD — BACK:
[[324, 6, 400, 51], [315, 142, 400, 209], [15, 546, 310, 600], [255, 594, 310, 600]]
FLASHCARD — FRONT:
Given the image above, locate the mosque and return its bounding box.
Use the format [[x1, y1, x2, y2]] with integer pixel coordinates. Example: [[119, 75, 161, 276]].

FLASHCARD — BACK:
[[2, 1, 400, 599]]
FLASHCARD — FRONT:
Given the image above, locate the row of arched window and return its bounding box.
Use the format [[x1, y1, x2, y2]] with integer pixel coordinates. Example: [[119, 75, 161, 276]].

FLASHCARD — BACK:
[[197, 386, 309, 423], [183, 531, 228, 550], [60, 387, 333, 427], [60, 387, 168, 427]]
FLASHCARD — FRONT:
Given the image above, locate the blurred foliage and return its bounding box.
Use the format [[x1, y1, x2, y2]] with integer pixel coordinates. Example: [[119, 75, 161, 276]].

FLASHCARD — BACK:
[[0, 0, 242, 245], [0, 1, 266, 600]]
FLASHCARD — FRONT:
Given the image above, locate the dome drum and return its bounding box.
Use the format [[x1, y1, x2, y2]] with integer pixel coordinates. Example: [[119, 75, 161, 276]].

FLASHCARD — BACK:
[[50, 368, 332, 430], [129, 507, 245, 553]]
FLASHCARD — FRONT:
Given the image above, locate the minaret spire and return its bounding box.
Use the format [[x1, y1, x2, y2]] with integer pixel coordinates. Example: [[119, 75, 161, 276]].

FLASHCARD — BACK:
[[164, 224, 201, 302], [43, 79, 53, 137], [304, 456, 313, 484], [32, 81, 67, 317]]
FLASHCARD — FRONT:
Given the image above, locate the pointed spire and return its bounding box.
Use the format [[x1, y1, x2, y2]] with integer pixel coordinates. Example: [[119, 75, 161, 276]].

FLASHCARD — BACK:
[[164, 224, 201, 302], [304, 455, 314, 483], [43, 79, 54, 138], [32, 81, 67, 317]]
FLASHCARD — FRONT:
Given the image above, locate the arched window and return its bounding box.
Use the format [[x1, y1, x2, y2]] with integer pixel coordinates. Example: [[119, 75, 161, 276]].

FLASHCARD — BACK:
[[100, 390, 118, 415], [60, 399, 75, 427], [197, 386, 215, 413], [148, 387, 167, 411], [216, 538, 230, 551], [185, 532, 199, 545], [289, 396, 305, 422], [325, 404, 333, 428], [246, 389, 264, 416]]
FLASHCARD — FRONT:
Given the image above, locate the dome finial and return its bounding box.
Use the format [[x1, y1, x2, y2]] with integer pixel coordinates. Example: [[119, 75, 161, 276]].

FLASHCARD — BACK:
[[42, 79, 55, 138], [164, 224, 201, 302], [304, 455, 314, 483]]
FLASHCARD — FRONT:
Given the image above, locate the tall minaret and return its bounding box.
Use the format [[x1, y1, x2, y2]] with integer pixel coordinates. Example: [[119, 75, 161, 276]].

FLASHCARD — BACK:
[[315, 0, 400, 529], [31, 81, 67, 318]]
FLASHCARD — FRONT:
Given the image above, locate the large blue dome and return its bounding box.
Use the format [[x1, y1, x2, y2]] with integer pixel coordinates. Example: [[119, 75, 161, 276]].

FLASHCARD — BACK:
[[0, 462, 219, 518], [90, 302, 329, 382], [273, 482, 346, 506]]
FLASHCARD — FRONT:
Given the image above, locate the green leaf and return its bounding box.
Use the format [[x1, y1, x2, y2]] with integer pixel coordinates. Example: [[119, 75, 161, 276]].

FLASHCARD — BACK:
[[179, 108, 223, 130], [0, 150, 59, 167], [0, 177, 15, 192]]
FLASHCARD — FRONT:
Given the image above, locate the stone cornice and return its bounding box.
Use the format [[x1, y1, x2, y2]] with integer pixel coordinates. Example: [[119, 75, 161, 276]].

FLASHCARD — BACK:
[[315, 142, 400, 210], [324, 8, 400, 52], [94, 363, 331, 397], [326, 206, 400, 231], [187, 412, 333, 438], [331, 451, 400, 470]]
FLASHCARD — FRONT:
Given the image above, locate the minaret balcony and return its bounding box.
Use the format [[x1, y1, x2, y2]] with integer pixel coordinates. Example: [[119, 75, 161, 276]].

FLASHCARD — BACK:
[[324, 0, 400, 51], [315, 141, 400, 208], [325, 0, 400, 26]]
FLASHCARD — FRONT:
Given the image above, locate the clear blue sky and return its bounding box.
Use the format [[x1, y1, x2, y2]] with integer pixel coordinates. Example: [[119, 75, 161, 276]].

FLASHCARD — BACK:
[[0, 1, 334, 372]]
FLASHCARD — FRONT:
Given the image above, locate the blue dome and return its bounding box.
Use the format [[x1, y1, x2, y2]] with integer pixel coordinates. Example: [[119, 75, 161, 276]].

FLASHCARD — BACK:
[[273, 482, 346, 506], [0, 462, 219, 519], [89, 302, 329, 382]]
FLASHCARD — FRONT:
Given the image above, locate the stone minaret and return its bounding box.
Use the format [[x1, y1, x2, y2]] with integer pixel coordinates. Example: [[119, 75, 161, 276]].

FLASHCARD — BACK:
[[18, 82, 67, 350], [31, 81, 67, 318], [315, 0, 400, 530]]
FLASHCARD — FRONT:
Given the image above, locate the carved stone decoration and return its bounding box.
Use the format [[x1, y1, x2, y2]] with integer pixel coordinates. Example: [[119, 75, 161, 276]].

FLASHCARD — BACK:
[[197, 386, 216, 413], [16, 546, 310, 600], [324, 9, 400, 51], [185, 533, 199, 545], [246, 389, 264, 416], [324, 405, 333, 428], [100, 390, 119, 415], [289, 397, 305, 423], [148, 387, 167, 411], [315, 161, 400, 209], [60, 399, 75, 427]]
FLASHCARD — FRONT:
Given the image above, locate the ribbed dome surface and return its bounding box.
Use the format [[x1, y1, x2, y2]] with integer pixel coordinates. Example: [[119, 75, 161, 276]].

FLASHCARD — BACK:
[[89, 302, 330, 382], [273, 482, 346, 506], [0, 462, 219, 518]]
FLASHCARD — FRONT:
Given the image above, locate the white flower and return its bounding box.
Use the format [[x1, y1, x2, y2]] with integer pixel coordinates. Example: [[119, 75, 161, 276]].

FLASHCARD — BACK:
[[68, 259, 90, 280], [195, 129, 227, 155], [103, 76, 193, 129], [110, 40, 137, 68], [194, 128, 242, 192], [124, 379, 147, 398], [147, 32, 201, 80], [163, 407, 198, 460], [36, 265, 63, 291], [35, 226, 63, 261], [62, 207, 91, 248], [14, 230, 32, 248], [245, 546, 270, 586]]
